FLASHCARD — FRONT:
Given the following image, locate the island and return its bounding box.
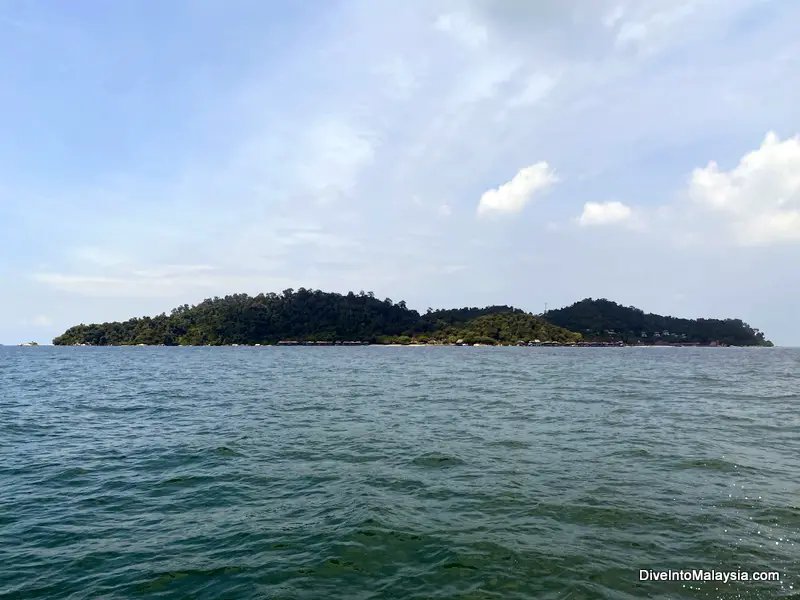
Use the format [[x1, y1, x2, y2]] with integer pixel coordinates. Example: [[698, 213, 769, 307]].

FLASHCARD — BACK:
[[51, 289, 773, 347]]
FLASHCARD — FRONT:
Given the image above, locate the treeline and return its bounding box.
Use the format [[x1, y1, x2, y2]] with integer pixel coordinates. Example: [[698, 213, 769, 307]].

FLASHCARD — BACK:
[[544, 298, 772, 346], [55, 289, 416, 346], [52, 290, 772, 347], [52, 289, 579, 346], [406, 311, 582, 346]]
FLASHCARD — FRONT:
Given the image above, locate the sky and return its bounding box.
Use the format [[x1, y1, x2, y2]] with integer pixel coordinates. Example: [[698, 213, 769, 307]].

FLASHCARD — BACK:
[[1, 0, 799, 346]]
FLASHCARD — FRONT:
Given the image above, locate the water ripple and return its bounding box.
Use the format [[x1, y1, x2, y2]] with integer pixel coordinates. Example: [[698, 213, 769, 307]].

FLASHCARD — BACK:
[[1, 346, 798, 599]]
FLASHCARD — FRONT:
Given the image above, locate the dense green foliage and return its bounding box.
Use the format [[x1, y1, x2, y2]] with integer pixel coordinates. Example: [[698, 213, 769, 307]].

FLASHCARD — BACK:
[[421, 305, 525, 327], [413, 312, 582, 345], [52, 290, 771, 347], [54, 289, 419, 346], [52, 289, 577, 346], [544, 298, 773, 346]]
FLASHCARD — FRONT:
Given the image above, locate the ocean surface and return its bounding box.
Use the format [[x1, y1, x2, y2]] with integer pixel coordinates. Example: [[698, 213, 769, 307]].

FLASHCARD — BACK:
[[1, 346, 798, 600]]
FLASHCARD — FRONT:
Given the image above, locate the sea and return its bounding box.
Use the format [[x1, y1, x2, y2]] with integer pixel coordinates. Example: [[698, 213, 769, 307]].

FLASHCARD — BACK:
[[1, 346, 798, 599]]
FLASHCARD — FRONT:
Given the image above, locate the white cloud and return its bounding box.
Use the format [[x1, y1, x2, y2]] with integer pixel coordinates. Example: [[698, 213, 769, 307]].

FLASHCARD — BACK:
[[477, 162, 559, 217], [374, 56, 418, 99], [33, 265, 219, 297], [31, 271, 296, 298], [130, 265, 216, 279], [507, 73, 556, 108], [434, 12, 488, 48], [450, 58, 521, 106], [296, 120, 375, 205], [71, 246, 128, 268], [613, 2, 699, 53], [578, 201, 634, 226], [32, 315, 52, 327], [688, 131, 800, 246], [441, 265, 466, 274], [274, 230, 359, 249], [603, 6, 626, 29], [34, 274, 123, 286]]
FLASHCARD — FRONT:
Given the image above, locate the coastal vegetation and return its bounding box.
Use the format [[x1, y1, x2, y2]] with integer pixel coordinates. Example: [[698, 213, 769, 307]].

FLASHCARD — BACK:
[[544, 298, 772, 346], [384, 311, 583, 346], [52, 289, 772, 347]]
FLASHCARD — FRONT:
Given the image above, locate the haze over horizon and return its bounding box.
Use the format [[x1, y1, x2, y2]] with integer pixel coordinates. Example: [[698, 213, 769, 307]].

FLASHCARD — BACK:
[[1, 0, 799, 346]]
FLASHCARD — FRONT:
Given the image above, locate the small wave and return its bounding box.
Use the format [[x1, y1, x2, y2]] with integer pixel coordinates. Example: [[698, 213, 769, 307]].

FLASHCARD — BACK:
[[486, 439, 532, 449], [751, 505, 800, 526], [157, 475, 214, 487], [213, 446, 241, 457], [606, 448, 651, 458], [411, 453, 465, 468], [675, 458, 756, 473], [322, 558, 363, 572], [366, 475, 427, 493], [140, 566, 246, 592], [442, 561, 478, 570]]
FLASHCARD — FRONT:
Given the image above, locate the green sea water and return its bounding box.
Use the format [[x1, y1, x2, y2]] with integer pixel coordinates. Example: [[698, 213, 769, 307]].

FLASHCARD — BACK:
[[1, 346, 798, 599]]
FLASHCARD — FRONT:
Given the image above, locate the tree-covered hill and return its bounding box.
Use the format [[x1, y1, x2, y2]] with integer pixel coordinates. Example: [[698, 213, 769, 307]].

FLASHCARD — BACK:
[[421, 305, 525, 327], [544, 298, 773, 346], [54, 289, 419, 346], [52, 290, 772, 347], [428, 312, 582, 346], [52, 289, 578, 346]]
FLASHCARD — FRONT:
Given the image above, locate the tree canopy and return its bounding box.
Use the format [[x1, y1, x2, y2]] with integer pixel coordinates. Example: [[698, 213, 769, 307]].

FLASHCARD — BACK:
[[544, 298, 772, 346], [52, 289, 578, 346], [52, 290, 772, 347]]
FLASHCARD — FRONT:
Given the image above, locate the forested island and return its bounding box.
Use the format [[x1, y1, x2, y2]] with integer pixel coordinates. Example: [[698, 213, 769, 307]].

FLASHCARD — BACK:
[[52, 289, 773, 347]]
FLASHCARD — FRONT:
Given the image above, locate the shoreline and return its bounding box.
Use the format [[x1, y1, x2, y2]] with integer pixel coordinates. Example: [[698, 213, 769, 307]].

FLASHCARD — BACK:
[[50, 342, 769, 348]]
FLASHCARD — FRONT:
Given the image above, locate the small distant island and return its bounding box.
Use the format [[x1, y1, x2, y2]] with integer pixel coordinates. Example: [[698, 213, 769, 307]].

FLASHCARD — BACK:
[[52, 289, 773, 347]]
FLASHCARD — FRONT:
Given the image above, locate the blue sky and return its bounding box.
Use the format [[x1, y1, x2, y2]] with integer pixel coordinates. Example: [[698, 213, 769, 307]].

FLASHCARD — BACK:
[[1, 0, 799, 345]]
